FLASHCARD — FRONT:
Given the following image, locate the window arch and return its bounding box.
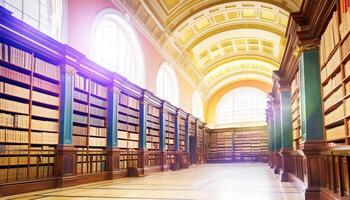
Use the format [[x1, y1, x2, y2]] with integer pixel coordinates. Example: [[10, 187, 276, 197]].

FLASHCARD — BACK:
[[91, 10, 144, 86], [2, 0, 64, 41], [156, 62, 179, 106], [192, 91, 203, 120], [216, 87, 267, 125]]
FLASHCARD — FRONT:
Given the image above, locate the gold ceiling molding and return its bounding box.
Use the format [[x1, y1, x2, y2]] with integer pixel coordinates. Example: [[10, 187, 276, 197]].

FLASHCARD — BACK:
[[202, 54, 279, 75], [163, 0, 299, 31], [178, 23, 286, 50]]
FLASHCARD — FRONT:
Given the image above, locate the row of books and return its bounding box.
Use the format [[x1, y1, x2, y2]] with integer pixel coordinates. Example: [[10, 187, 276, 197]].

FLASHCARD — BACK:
[[119, 94, 139, 110], [0, 129, 29, 143], [74, 102, 88, 113], [324, 104, 344, 126], [146, 121, 160, 129], [0, 66, 30, 85], [90, 81, 107, 99], [0, 43, 9, 62], [320, 11, 340, 66], [73, 126, 88, 136], [147, 105, 159, 117], [339, 3, 350, 39], [118, 106, 139, 117], [89, 127, 106, 137], [74, 90, 88, 102], [118, 123, 139, 132], [76, 162, 106, 174], [33, 77, 59, 94], [9, 45, 32, 70], [166, 126, 175, 133], [0, 98, 29, 114], [165, 138, 175, 145], [89, 137, 106, 147], [146, 142, 160, 150], [118, 140, 139, 148], [326, 124, 346, 141], [73, 135, 87, 146], [0, 166, 54, 183], [73, 114, 88, 124], [118, 131, 139, 140], [74, 74, 89, 92], [146, 135, 160, 143], [0, 145, 28, 154], [119, 113, 139, 124], [0, 81, 29, 99], [90, 106, 106, 117], [32, 105, 59, 119], [32, 90, 59, 106], [0, 113, 29, 128], [147, 128, 159, 136], [321, 48, 342, 83], [324, 87, 343, 111], [322, 71, 342, 97], [345, 98, 350, 116], [165, 113, 175, 122], [34, 58, 60, 81], [165, 132, 175, 139], [342, 31, 350, 58], [147, 115, 159, 124], [90, 117, 105, 127], [90, 95, 107, 108], [30, 132, 58, 145]]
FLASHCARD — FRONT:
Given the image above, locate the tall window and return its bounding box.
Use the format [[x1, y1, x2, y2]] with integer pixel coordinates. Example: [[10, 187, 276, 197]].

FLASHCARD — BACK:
[[92, 11, 144, 86], [192, 91, 203, 120], [216, 87, 267, 125], [156, 62, 179, 106], [2, 0, 64, 41]]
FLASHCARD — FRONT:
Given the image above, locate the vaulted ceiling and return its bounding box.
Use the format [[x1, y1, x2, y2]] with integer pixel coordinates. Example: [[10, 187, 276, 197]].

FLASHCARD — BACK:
[[113, 0, 302, 100]]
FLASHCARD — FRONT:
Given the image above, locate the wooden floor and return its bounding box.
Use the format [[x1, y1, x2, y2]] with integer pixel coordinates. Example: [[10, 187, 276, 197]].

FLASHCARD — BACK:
[[4, 163, 303, 200]]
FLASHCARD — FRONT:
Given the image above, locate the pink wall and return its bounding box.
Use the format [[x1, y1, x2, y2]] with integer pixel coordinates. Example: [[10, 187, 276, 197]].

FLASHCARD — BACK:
[[67, 0, 165, 94]]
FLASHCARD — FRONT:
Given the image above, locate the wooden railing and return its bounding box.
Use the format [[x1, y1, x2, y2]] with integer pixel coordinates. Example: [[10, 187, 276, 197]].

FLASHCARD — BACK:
[[288, 151, 304, 181], [76, 150, 107, 175], [0, 149, 56, 183], [146, 151, 162, 167]]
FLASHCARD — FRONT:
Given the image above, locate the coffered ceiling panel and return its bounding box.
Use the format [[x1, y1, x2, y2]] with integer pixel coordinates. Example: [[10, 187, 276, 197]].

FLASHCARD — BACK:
[[114, 0, 301, 99]]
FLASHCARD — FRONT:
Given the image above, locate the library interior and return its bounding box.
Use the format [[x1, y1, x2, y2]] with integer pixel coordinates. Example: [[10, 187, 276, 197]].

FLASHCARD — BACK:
[[0, 0, 350, 199]]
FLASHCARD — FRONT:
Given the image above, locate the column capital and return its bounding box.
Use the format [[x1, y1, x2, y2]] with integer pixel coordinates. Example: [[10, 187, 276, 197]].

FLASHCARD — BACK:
[[294, 41, 319, 58]]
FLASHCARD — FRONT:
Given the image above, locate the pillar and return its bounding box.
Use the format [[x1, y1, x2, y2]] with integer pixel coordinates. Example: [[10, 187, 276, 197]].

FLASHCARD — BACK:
[[106, 85, 120, 178], [57, 64, 77, 186], [138, 95, 148, 170], [273, 99, 282, 174], [299, 48, 326, 199], [159, 101, 166, 170], [279, 84, 293, 182]]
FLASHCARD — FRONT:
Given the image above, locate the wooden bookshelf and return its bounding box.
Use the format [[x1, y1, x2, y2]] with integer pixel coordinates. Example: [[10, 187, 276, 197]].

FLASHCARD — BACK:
[[291, 69, 301, 150], [0, 42, 59, 183], [320, 5, 350, 144], [146, 104, 160, 151], [179, 116, 186, 151], [197, 123, 204, 163], [207, 127, 268, 163], [165, 111, 176, 151]]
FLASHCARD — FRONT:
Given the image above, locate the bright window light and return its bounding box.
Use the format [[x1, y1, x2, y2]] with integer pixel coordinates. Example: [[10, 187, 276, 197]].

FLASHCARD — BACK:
[[92, 13, 144, 87], [216, 87, 267, 125], [2, 0, 63, 41], [192, 91, 203, 120], [156, 62, 179, 106]]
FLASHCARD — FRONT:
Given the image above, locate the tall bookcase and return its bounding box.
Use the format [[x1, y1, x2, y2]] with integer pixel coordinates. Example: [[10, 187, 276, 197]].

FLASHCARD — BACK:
[[117, 92, 140, 169], [146, 104, 160, 151], [319, 3, 350, 144], [178, 116, 186, 151], [73, 73, 108, 174], [0, 43, 59, 183], [165, 111, 176, 151], [291, 70, 301, 149]]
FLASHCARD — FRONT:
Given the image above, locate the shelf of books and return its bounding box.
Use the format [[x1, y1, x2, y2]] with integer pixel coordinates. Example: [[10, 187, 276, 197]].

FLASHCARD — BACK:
[[179, 116, 186, 151], [189, 120, 195, 137], [165, 111, 176, 151], [146, 104, 160, 151], [73, 73, 107, 174], [0, 42, 59, 183], [291, 70, 301, 149], [197, 123, 204, 163], [320, 4, 350, 144], [234, 128, 268, 161], [117, 92, 140, 169]]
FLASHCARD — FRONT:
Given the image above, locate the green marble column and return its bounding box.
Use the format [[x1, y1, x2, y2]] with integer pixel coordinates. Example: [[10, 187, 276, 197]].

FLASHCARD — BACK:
[[159, 102, 166, 151], [139, 97, 148, 150], [107, 86, 119, 148], [279, 88, 293, 149], [299, 50, 324, 141], [59, 65, 75, 144], [274, 102, 282, 151], [174, 110, 180, 151]]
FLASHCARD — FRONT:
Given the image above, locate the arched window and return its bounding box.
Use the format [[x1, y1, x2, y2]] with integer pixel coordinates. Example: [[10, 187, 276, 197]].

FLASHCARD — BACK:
[[156, 62, 179, 106], [2, 0, 64, 41], [92, 10, 144, 86], [216, 87, 267, 125], [192, 91, 203, 120]]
